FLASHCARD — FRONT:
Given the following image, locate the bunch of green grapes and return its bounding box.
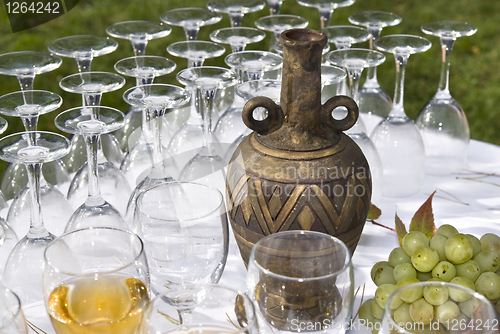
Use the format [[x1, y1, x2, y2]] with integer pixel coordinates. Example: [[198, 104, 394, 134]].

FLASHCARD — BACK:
[[359, 225, 500, 332]]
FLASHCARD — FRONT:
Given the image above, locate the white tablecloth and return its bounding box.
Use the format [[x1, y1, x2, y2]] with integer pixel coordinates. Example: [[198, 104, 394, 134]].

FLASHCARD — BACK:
[[23, 139, 500, 333]]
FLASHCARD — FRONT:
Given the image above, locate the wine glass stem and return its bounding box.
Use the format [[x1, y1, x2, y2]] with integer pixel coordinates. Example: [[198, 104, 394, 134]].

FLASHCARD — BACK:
[[188, 58, 205, 68], [137, 76, 154, 86], [75, 55, 93, 73], [26, 162, 48, 237], [83, 131, 105, 205], [144, 106, 166, 175], [436, 36, 455, 98], [184, 27, 200, 41], [85, 93, 102, 107], [230, 44, 246, 53], [229, 12, 244, 28], [177, 309, 193, 325], [347, 68, 362, 104], [318, 8, 334, 29], [365, 27, 383, 85], [267, 0, 282, 15], [390, 52, 409, 118], [198, 87, 216, 153], [17, 74, 35, 91], [132, 39, 148, 56]]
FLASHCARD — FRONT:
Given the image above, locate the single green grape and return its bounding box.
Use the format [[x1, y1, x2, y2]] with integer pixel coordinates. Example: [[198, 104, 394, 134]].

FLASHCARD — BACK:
[[448, 276, 475, 302], [431, 261, 457, 282], [375, 284, 399, 309], [396, 277, 422, 303], [466, 234, 482, 258], [436, 224, 458, 238], [402, 231, 430, 257], [455, 260, 481, 282], [480, 233, 500, 257], [430, 234, 448, 261], [474, 250, 500, 273], [411, 247, 440, 272], [444, 234, 474, 264], [389, 247, 412, 267], [458, 297, 481, 318], [370, 298, 384, 319], [372, 263, 396, 286], [423, 284, 449, 306], [393, 263, 417, 282], [409, 298, 434, 324], [358, 298, 378, 328], [416, 270, 433, 282], [393, 303, 412, 328], [475, 272, 500, 300], [434, 301, 460, 327]]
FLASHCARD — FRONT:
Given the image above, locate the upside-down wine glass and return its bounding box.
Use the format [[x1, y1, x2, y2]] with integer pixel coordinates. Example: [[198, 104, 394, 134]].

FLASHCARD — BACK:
[[0, 51, 66, 200], [167, 40, 226, 68], [210, 27, 266, 53], [320, 64, 346, 103], [295, 0, 355, 29], [0, 286, 28, 333], [55, 106, 128, 232], [134, 182, 229, 297], [215, 51, 283, 146], [0, 91, 74, 238], [207, 0, 266, 28], [59, 71, 131, 215], [0, 117, 18, 279], [416, 21, 477, 175], [349, 11, 402, 133], [327, 48, 385, 205], [123, 83, 190, 225], [372, 34, 432, 197], [47, 35, 123, 173], [0, 131, 70, 305], [160, 7, 222, 41], [114, 56, 178, 187], [42, 227, 150, 333], [254, 15, 308, 51], [177, 66, 237, 193], [106, 21, 172, 152]]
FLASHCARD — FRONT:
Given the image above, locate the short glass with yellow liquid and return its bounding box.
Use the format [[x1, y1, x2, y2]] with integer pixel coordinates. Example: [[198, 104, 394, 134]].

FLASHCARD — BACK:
[[42, 227, 150, 334]]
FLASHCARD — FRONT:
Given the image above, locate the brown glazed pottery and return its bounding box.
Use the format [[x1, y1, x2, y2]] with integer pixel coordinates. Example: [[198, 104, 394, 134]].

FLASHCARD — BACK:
[[226, 28, 372, 265]]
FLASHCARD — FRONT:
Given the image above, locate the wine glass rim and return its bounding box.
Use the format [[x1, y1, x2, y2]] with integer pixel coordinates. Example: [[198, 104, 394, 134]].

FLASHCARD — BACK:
[[383, 281, 498, 333], [0, 286, 23, 329], [136, 181, 224, 223], [43, 226, 145, 277], [249, 230, 353, 280]]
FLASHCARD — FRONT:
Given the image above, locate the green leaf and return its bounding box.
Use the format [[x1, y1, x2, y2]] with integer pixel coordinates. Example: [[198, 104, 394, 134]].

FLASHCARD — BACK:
[[367, 203, 382, 220], [409, 191, 436, 239], [395, 212, 407, 247]]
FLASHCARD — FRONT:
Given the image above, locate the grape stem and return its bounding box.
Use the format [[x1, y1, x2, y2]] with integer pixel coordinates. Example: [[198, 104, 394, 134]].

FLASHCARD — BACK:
[[351, 283, 366, 323], [368, 219, 397, 232]]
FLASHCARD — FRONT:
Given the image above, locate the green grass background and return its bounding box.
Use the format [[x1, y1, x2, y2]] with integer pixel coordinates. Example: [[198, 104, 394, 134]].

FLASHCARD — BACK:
[[0, 0, 498, 147]]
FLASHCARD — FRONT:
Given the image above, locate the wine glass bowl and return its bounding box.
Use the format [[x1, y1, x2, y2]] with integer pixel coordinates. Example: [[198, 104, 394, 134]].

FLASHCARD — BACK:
[[134, 182, 229, 295], [416, 21, 477, 175], [42, 227, 150, 334], [0, 286, 28, 334], [160, 7, 223, 41], [246, 231, 354, 334]]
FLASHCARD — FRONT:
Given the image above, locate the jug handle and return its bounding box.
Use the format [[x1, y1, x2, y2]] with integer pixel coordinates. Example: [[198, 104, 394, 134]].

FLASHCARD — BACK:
[[241, 96, 284, 135], [322, 95, 358, 132]]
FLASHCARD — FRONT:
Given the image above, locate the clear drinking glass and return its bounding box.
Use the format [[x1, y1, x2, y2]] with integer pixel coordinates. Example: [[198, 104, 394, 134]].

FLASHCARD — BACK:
[[247, 230, 354, 334], [380, 281, 499, 334], [167, 40, 226, 68], [210, 27, 266, 53], [0, 286, 28, 334], [42, 227, 150, 334], [134, 182, 229, 296], [416, 21, 477, 175], [372, 35, 432, 197], [144, 284, 258, 333]]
